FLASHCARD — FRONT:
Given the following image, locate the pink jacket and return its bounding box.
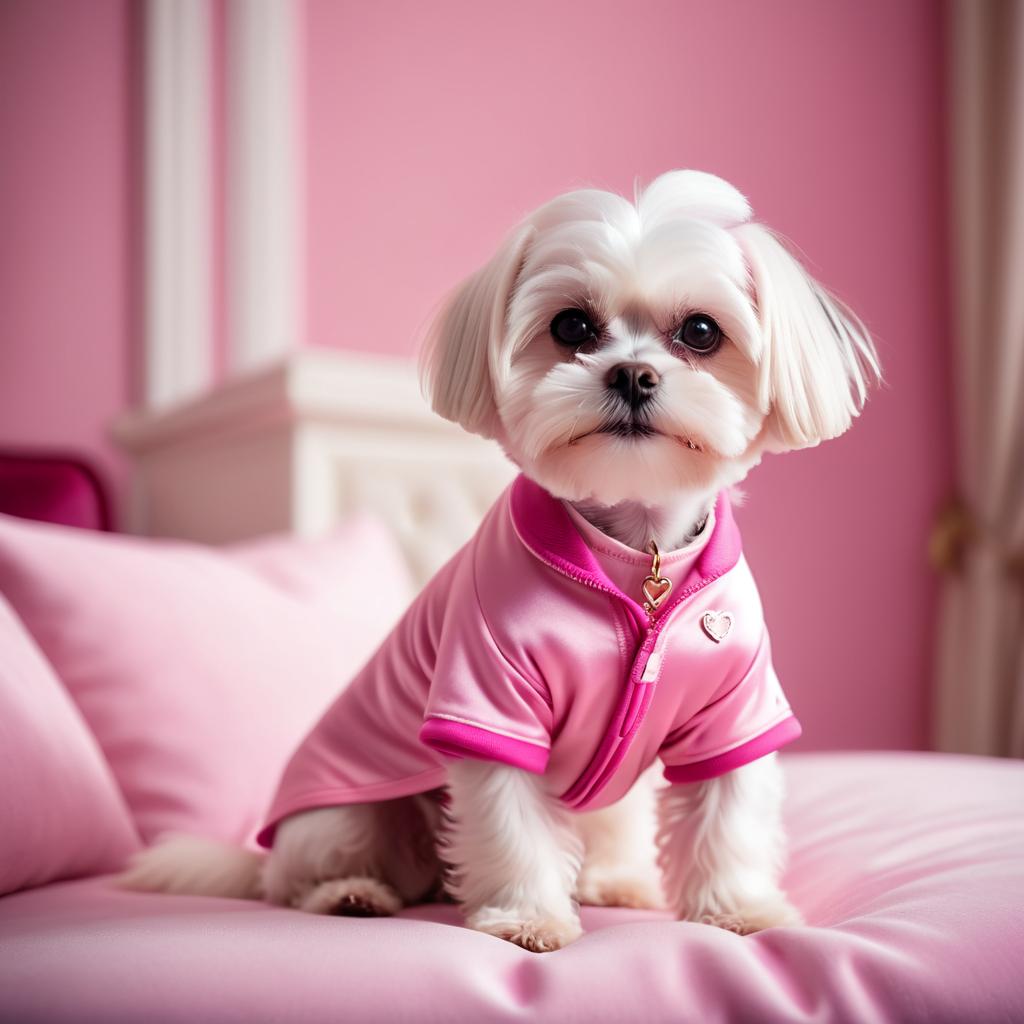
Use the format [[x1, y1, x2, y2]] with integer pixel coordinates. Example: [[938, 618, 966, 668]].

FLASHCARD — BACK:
[[258, 475, 800, 847]]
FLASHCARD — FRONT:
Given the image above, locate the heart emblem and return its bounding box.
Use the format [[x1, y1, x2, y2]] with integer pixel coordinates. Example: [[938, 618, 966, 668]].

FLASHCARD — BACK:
[[701, 610, 733, 643], [642, 575, 673, 610]]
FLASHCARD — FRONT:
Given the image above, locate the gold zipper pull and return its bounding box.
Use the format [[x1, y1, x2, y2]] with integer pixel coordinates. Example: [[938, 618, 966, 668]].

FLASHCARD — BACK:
[[641, 539, 672, 622]]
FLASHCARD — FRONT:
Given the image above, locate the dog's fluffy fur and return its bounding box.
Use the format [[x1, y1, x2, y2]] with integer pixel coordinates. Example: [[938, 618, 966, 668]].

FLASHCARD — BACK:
[[119, 170, 877, 951]]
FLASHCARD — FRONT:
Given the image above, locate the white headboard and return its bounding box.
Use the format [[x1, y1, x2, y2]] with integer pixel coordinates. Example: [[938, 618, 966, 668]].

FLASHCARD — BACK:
[[113, 350, 516, 583]]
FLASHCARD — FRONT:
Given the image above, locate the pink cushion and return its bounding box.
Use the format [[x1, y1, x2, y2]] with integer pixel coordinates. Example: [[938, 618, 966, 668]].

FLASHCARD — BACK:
[[0, 594, 139, 895], [0, 753, 1020, 1022], [0, 513, 414, 846]]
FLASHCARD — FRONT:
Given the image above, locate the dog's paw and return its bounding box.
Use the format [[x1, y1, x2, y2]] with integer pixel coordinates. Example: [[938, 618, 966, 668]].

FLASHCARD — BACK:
[[467, 907, 582, 953], [691, 895, 803, 934], [297, 876, 402, 917], [576, 866, 665, 910]]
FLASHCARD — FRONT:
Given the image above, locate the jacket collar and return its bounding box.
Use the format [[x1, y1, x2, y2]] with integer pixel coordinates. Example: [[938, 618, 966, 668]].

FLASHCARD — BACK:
[[509, 474, 742, 622]]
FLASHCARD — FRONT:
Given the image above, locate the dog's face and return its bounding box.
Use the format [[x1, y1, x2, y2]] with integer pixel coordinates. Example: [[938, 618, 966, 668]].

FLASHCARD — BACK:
[[422, 171, 878, 506]]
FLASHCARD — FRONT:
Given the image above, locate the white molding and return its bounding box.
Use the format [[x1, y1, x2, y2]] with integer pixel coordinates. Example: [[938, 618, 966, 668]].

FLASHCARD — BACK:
[[113, 350, 514, 579], [226, 0, 302, 375], [144, 0, 212, 409], [114, 349, 452, 453]]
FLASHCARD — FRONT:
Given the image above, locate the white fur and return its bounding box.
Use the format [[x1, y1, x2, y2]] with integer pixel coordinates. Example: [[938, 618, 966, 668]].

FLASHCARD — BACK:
[[261, 798, 442, 911], [575, 767, 665, 910], [443, 760, 583, 952], [657, 755, 802, 933], [421, 168, 878, 510], [735, 223, 879, 451], [119, 170, 873, 951], [117, 835, 264, 899]]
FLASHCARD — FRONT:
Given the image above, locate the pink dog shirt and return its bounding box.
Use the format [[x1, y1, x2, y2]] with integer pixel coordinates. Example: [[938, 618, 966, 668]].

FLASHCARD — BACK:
[[257, 476, 800, 847]]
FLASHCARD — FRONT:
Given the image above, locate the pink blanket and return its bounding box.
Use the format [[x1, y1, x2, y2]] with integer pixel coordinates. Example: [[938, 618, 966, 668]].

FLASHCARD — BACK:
[[1, 752, 1022, 1023]]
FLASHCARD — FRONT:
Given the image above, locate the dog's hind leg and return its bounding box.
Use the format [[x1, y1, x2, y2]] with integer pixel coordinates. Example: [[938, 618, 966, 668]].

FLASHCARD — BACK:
[[263, 796, 442, 917]]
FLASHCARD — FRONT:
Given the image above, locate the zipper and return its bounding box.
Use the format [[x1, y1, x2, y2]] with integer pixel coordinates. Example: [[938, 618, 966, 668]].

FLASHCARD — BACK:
[[620, 620, 675, 736], [620, 536, 696, 736], [639, 646, 664, 683], [527, 540, 691, 800], [517, 494, 738, 810], [528, 544, 673, 710]]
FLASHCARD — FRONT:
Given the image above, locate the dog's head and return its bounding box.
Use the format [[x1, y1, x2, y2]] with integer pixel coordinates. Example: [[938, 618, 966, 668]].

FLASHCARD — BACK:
[[421, 170, 879, 505]]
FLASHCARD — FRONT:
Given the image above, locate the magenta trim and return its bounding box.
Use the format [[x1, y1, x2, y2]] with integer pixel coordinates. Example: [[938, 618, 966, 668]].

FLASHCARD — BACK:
[[509, 475, 616, 592], [566, 682, 658, 809], [560, 616, 654, 807], [663, 717, 803, 784], [509, 475, 742, 626], [420, 718, 550, 775]]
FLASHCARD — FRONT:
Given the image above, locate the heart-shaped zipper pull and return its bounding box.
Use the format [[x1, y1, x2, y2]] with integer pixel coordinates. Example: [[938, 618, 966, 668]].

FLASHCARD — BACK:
[[642, 540, 672, 619], [642, 575, 672, 609]]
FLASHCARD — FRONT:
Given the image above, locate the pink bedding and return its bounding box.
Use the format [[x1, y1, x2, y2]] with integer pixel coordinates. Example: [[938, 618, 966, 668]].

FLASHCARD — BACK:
[[2, 751, 1022, 1023]]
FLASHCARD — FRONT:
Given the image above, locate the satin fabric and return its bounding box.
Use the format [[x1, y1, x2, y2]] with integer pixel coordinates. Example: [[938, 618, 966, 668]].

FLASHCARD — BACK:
[[2, 753, 1021, 1024], [260, 476, 798, 844]]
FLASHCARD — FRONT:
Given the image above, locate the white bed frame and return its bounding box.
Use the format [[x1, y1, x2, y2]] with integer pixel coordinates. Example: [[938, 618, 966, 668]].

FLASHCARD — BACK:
[[114, 350, 515, 583]]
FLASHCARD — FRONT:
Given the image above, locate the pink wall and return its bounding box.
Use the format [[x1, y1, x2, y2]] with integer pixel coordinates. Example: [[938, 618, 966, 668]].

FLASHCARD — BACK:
[[306, 0, 952, 751], [0, 1, 950, 750], [0, 0, 135, 495]]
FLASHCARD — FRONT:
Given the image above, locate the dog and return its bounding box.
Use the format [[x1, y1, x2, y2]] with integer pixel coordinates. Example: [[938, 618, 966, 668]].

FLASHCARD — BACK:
[[120, 170, 878, 952]]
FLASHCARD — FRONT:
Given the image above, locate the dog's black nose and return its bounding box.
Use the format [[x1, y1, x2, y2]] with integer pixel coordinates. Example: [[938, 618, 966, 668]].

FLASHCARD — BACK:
[[606, 363, 660, 409]]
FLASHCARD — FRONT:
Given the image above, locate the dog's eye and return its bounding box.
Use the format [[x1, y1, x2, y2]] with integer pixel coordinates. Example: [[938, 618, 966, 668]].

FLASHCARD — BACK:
[[674, 314, 722, 354], [550, 309, 597, 347]]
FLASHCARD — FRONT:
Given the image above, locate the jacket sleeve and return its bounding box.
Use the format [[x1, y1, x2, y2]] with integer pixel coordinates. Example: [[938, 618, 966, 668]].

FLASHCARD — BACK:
[[659, 629, 801, 783], [418, 565, 553, 775]]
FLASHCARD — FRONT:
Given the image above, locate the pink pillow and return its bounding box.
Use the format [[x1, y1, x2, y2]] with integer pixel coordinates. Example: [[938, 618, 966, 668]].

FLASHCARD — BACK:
[[0, 513, 415, 846], [0, 594, 139, 894]]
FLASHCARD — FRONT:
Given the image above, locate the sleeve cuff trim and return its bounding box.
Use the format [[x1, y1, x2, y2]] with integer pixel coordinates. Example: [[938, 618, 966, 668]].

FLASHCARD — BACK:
[[420, 717, 550, 774], [663, 716, 802, 784]]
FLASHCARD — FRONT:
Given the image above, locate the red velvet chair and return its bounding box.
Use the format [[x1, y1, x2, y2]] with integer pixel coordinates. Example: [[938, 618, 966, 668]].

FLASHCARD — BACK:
[[0, 452, 111, 531]]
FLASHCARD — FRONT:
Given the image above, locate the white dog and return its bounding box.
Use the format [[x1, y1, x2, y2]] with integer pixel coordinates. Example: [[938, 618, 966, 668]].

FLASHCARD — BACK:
[[121, 170, 877, 952]]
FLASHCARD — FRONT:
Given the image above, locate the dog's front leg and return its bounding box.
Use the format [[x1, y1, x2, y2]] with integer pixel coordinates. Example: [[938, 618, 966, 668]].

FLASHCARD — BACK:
[[444, 759, 583, 952], [575, 771, 665, 909], [656, 753, 802, 933]]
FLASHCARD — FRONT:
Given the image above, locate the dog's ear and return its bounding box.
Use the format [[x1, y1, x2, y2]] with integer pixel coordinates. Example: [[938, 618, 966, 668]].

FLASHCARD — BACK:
[[419, 225, 534, 439], [735, 223, 880, 451]]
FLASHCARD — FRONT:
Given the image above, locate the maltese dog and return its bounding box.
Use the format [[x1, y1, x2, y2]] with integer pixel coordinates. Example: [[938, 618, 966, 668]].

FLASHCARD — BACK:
[[121, 170, 878, 952]]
